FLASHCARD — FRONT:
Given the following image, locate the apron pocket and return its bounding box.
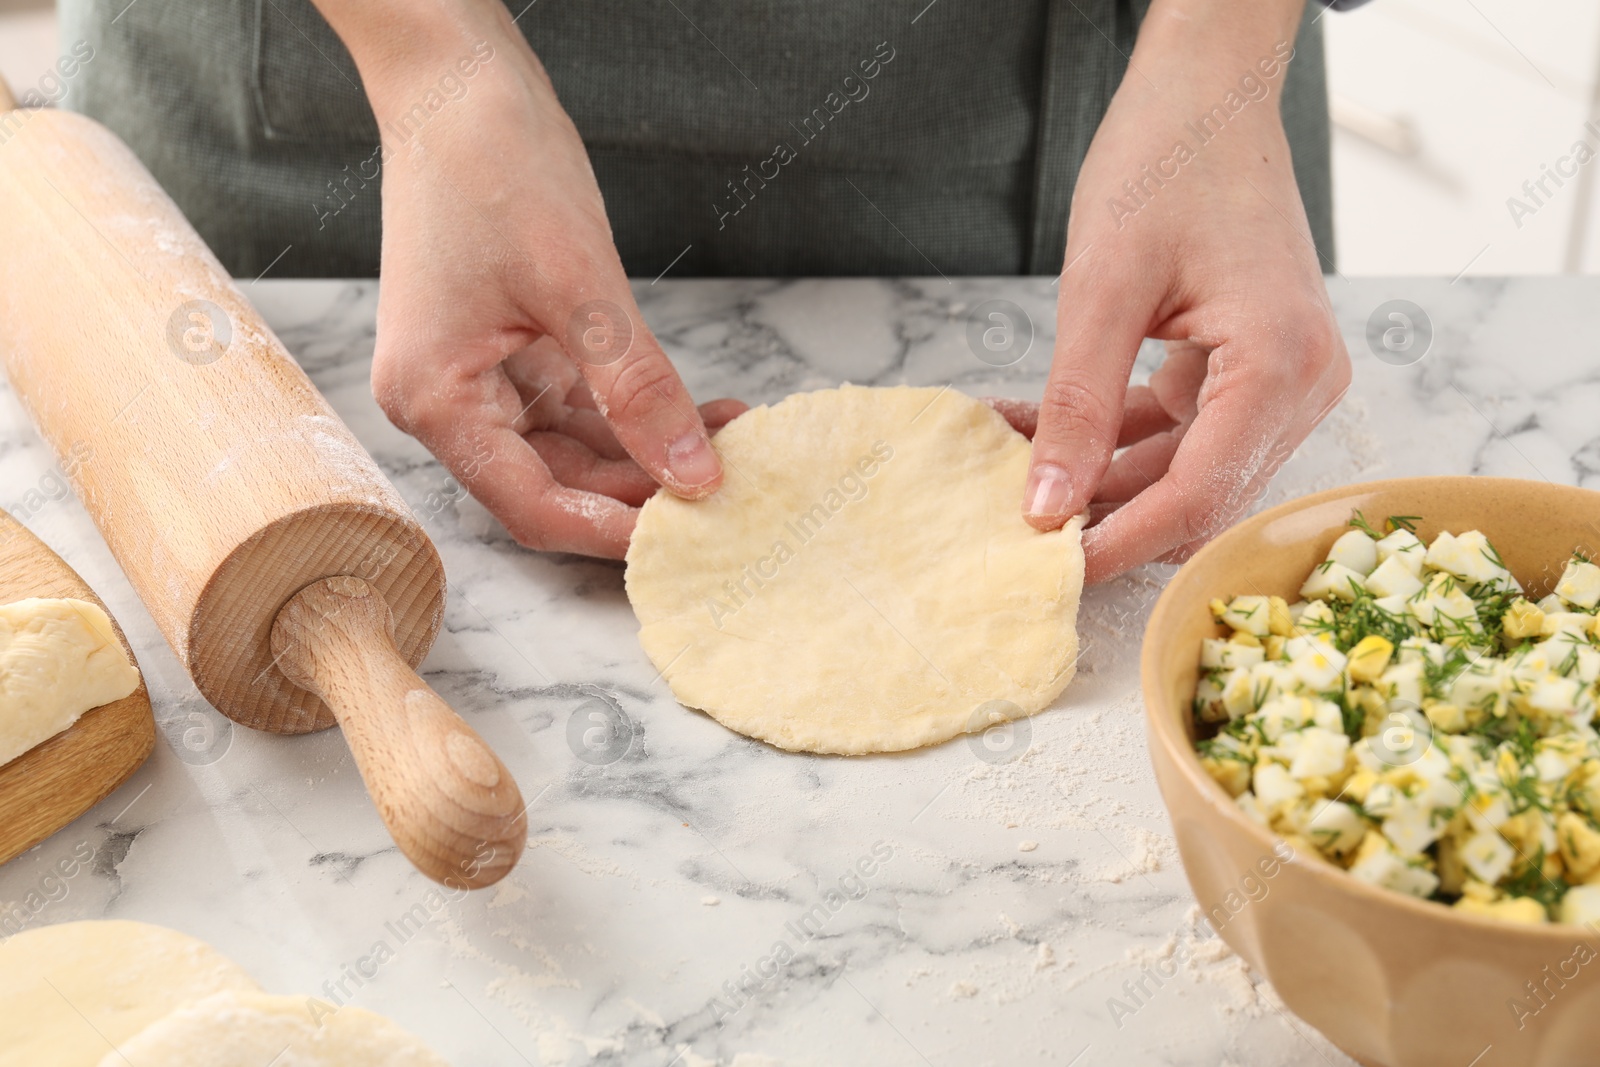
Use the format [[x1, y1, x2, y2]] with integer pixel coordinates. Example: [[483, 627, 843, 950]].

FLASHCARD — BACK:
[[251, 0, 377, 144]]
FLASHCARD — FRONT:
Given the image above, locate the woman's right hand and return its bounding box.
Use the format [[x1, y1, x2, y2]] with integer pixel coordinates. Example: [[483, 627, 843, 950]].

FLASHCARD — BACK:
[[318, 0, 744, 557]]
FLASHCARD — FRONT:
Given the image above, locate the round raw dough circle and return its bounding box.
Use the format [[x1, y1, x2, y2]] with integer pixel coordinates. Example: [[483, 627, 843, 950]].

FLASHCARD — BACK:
[[625, 385, 1086, 754], [0, 920, 260, 1067], [103, 991, 450, 1067]]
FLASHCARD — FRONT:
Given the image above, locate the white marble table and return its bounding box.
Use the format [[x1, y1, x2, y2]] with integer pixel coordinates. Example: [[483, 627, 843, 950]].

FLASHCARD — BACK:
[[0, 276, 1590, 1066]]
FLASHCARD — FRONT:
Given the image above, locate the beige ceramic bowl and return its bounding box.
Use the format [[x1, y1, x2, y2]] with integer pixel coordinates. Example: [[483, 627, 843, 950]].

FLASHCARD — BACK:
[[1142, 476, 1600, 1067]]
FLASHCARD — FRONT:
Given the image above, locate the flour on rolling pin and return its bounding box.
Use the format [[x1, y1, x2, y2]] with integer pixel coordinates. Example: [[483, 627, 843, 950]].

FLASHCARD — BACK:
[[0, 95, 529, 891], [0, 107, 444, 735]]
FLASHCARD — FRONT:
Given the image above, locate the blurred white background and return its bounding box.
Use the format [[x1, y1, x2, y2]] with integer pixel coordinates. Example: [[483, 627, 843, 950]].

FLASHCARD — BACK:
[[0, 0, 53, 114], [0, 0, 1591, 277], [1323, 0, 1600, 275]]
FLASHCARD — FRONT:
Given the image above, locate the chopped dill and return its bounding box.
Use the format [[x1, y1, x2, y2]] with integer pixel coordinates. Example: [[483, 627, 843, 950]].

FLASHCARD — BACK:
[[1348, 511, 1382, 539], [1422, 644, 1472, 693], [1467, 581, 1518, 636], [1505, 773, 1550, 814], [1501, 849, 1567, 909], [1350, 511, 1423, 538], [1331, 586, 1417, 647], [1189, 512, 1600, 917]]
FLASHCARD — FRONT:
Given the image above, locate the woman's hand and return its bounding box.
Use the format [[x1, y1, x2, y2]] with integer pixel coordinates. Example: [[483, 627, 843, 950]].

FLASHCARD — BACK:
[[1022, 0, 1350, 583], [316, 0, 743, 557]]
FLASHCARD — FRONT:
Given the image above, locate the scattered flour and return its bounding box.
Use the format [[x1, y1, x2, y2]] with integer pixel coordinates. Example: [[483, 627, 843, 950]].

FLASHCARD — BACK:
[[1116, 906, 1271, 1019], [435, 912, 610, 1067], [927, 916, 1084, 1008], [526, 833, 640, 885], [438, 913, 577, 995], [1096, 825, 1177, 884], [489, 881, 529, 909]]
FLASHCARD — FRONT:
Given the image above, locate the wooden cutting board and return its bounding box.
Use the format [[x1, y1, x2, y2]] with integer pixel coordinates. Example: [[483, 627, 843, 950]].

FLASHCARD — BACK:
[[0, 509, 153, 867]]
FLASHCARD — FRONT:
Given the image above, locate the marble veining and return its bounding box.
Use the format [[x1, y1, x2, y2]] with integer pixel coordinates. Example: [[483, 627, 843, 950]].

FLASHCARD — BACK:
[[1, 275, 1593, 1065]]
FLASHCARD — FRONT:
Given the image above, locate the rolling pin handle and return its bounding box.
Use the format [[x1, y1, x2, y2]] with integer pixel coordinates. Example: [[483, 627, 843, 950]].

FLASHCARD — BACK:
[[270, 575, 527, 889], [0, 73, 16, 113]]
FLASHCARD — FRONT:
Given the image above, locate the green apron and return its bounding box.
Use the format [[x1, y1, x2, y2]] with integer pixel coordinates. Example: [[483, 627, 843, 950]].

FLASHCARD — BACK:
[[60, 0, 1332, 280]]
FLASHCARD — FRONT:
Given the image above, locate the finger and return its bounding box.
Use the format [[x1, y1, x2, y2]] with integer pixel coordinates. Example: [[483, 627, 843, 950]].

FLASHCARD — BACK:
[[1079, 347, 1300, 584], [566, 377, 599, 412], [1026, 265, 1158, 530], [700, 397, 749, 432], [982, 391, 1171, 446], [553, 408, 631, 461], [530, 395, 750, 500], [502, 337, 580, 433], [460, 424, 637, 557], [1149, 336, 1350, 567], [1116, 385, 1177, 447], [1086, 500, 1122, 527], [1158, 452, 1284, 565], [1093, 429, 1182, 504], [558, 396, 747, 460], [1147, 340, 1209, 423], [984, 397, 1039, 439], [1092, 343, 1210, 503], [559, 290, 723, 499], [526, 432, 660, 506], [1142, 341, 1348, 566], [372, 337, 635, 555]]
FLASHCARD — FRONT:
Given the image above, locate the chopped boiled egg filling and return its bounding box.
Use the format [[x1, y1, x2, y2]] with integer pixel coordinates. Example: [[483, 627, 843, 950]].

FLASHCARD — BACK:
[[1193, 511, 1600, 924]]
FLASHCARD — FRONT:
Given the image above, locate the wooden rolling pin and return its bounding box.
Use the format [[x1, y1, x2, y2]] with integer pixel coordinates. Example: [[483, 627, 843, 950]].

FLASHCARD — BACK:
[[0, 80, 525, 888]]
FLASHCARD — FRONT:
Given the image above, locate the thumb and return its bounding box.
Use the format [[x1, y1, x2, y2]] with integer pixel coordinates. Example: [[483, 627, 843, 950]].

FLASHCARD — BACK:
[[557, 277, 723, 500], [1025, 263, 1155, 530]]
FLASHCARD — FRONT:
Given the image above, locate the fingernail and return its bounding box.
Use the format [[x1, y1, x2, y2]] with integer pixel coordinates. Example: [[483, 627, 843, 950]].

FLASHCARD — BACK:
[[1025, 463, 1074, 517], [667, 431, 720, 488]]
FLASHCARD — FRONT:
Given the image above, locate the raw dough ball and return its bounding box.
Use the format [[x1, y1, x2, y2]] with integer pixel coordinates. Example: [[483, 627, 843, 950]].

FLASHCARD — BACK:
[[0, 920, 259, 1067], [625, 385, 1086, 754], [104, 991, 450, 1067], [0, 597, 141, 766]]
